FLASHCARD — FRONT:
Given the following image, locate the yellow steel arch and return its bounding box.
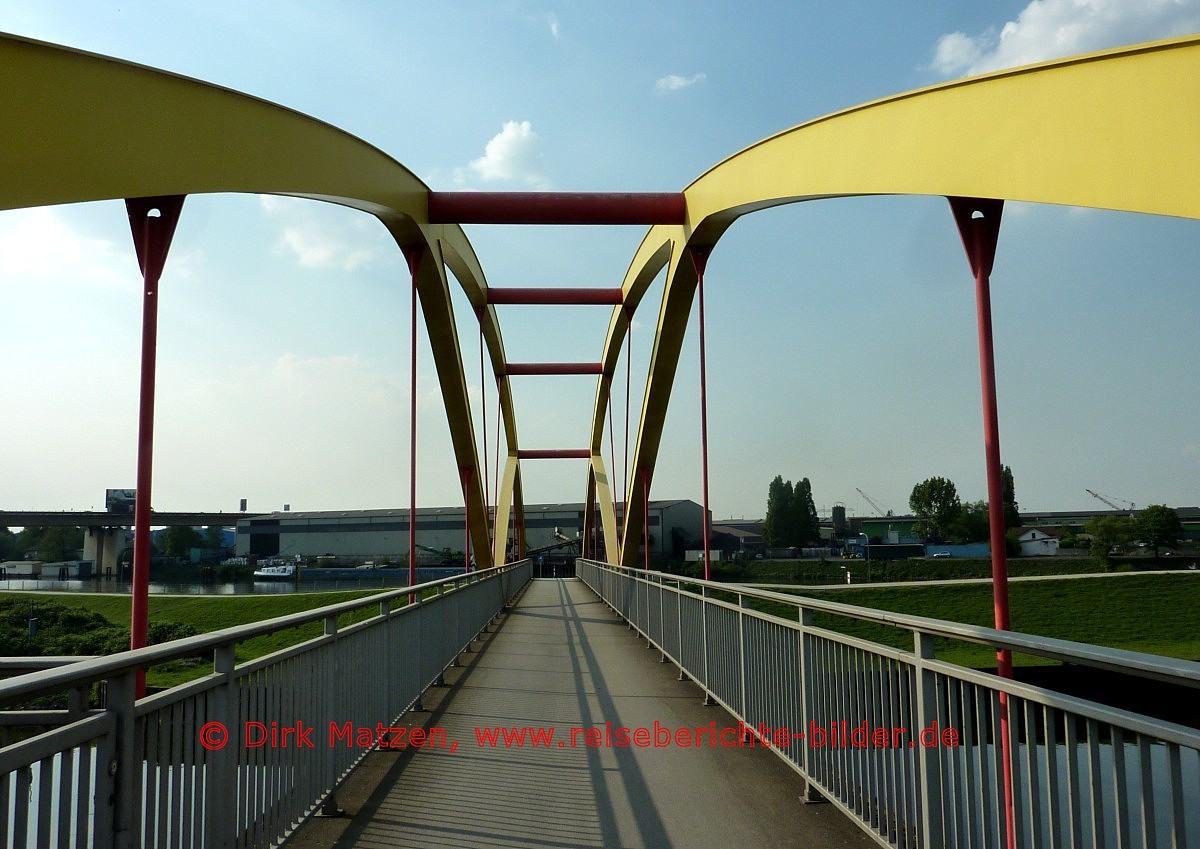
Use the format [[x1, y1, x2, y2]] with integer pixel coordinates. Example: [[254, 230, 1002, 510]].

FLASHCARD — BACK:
[[605, 34, 1200, 567], [0, 31, 512, 567]]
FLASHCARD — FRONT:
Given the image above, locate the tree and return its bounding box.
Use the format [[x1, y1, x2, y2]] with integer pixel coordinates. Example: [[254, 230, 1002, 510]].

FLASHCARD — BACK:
[[947, 500, 990, 544], [1085, 514, 1134, 565], [763, 476, 791, 547], [1133, 505, 1183, 558], [0, 527, 15, 561], [204, 526, 227, 550], [1001, 465, 1020, 530], [792, 478, 821, 546], [909, 477, 962, 542], [160, 526, 203, 557]]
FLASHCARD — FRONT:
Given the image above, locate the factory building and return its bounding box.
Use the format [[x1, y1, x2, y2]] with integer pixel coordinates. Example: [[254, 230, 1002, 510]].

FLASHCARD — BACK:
[[235, 500, 707, 564]]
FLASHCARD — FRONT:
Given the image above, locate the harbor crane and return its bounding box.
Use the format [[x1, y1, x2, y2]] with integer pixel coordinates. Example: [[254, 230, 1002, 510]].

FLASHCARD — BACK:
[[1085, 489, 1136, 513], [856, 488, 894, 517]]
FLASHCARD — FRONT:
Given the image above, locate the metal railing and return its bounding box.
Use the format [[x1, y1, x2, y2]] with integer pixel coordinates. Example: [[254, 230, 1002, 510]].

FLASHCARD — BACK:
[[577, 559, 1200, 849], [0, 559, 531, 849]]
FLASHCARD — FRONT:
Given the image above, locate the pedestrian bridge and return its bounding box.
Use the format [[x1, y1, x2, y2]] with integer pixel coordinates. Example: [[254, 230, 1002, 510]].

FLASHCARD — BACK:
[[3, 562, 1198, 848], [4, 30, 1200, 849]]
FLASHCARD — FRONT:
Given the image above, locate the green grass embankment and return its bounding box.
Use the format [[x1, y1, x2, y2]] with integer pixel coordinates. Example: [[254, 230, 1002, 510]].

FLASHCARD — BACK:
[[748, 573, 1200, 668], [3, 590, 389, 688]]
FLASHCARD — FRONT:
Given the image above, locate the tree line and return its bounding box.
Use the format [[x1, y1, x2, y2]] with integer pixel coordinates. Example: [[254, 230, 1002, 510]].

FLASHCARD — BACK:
[[762, 469, 1185, 560], [0, 525, 229, 562]]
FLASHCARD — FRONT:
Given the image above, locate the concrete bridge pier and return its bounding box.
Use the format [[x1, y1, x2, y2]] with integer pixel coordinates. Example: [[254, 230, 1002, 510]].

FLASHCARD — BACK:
[[83, 526, 130, 577]]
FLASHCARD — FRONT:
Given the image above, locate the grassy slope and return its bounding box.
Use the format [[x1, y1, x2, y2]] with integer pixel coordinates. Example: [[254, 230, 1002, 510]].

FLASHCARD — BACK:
[[763, 573, 1200, 668], [4, 590, 386, 687]]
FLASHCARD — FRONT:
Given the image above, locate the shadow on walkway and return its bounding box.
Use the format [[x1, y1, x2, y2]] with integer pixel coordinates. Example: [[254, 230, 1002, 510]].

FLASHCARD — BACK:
[[288, 578, 875, 849]]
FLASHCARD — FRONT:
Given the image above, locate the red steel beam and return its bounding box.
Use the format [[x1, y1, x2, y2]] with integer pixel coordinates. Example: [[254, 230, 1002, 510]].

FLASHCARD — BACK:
[[505, 362, 605, 376], [487, 287, 624, 305], [428, 192, 686, 225], [517, 449, 592, 460]]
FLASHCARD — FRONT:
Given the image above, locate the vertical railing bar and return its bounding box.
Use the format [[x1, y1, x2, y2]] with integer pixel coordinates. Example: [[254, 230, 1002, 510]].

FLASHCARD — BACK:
[[1085, 719, 1105, 849], [737, 593, 748, 718], [1022, 700, 1039, 849], [1164, 743, 1184, 849], [915, 632, 944, 849], [240, 671, 254, 845], [1111, 726, 1129, 849], [1008, 690, 1027, 849], [1064, 712, 1082, 849], [141, 709, 158, 847], [985, 681, 998, 849], [884, 658, 899, 844], [36, 756, 53, 848], [944, 676, 960, 849], [797, 607, 814, 797], [14, 766, 32, 849], [56, 748, 74, 849], [169, 700, 184, 847], [181, 696, 196, 848], [1044, 706, 1062, 849], [81, 744, 94, 848], [1136, 733, 1155, 849]]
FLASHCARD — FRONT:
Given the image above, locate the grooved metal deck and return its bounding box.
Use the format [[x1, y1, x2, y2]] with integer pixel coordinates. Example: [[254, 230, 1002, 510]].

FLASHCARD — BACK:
[[293, 578, 875, 849]]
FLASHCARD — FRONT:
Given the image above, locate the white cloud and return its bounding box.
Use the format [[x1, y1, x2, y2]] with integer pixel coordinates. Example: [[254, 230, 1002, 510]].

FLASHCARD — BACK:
[[260, 195, 383, 271], [0, 207, 135, 292], [654, 72, 707, 94], [457, 121, 549, 188], [931, 0, 1200, 77], [547, 12, 560, 39]]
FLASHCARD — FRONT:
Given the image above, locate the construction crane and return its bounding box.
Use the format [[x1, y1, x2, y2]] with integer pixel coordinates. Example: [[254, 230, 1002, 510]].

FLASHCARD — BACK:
[[1085, 489, 1136, 513], [856, 488, 893, 518]]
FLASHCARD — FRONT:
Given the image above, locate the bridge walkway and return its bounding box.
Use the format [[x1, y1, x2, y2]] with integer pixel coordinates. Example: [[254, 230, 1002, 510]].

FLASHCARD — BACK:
[[290, 577, 875, 848]]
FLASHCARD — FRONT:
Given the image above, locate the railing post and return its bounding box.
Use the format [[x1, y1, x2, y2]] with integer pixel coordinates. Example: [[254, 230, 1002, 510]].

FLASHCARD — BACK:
[[914, 632, 944, 848], [701, 585, 712, 705], [797, 607, 824, 803], [738, 593, 749, 718], [206, 643, 238, 848], [105, 670, 139, 849], [321, 615, 342, 816]]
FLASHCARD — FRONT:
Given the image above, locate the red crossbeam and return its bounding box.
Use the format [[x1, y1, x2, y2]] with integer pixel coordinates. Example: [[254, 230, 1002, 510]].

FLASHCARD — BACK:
[[487, 287, 624, 305], [505, 362, 605, 376], [428, 192, 686, 225], [517, 449, 592, 460]]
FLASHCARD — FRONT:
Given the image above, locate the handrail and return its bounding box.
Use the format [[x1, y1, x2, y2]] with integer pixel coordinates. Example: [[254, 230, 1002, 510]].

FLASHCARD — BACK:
[[599, 561, 1200, 688], [579, 558, 1200, 848], [0, 562, 524, 705]]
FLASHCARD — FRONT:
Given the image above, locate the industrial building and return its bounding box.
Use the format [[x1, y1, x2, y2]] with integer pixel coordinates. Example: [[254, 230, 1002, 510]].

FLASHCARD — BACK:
[[235, 500, 707, 564]]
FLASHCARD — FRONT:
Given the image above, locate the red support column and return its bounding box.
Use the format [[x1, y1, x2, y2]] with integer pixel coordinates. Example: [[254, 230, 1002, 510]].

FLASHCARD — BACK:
[[126, 196, 185, 699], [690, 247, 714, 582], [403, 245, 425, 599], [949, 196, 1014, 849]]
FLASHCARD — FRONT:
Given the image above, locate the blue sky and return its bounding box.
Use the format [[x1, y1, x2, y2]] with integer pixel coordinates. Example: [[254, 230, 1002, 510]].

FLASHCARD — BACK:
[[2, 1, 1198, 522]]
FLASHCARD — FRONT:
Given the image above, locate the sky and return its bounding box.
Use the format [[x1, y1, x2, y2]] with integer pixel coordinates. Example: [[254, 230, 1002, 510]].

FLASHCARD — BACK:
[[1, 0, 1199, 523]]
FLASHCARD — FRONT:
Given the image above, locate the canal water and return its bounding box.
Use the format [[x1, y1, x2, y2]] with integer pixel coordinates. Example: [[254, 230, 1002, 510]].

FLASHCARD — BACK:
[[0, 569, 462, 596]]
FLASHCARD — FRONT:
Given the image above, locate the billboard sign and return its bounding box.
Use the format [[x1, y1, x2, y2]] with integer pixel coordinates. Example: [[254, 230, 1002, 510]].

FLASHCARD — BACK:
[[106, 489, 137, 514]]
